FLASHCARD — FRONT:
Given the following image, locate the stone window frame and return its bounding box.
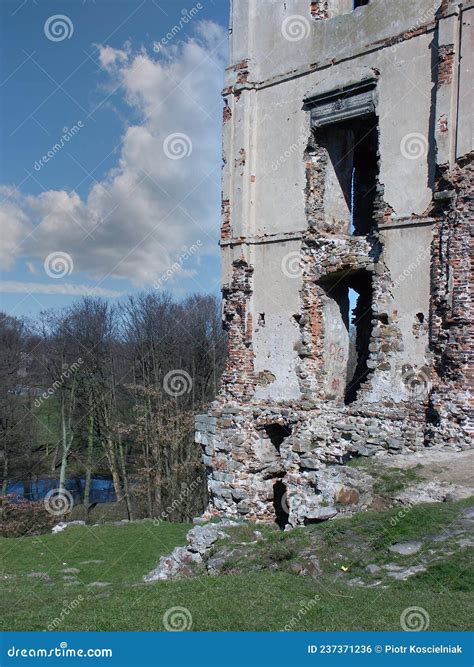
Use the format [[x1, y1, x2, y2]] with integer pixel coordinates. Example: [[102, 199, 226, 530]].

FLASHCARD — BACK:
[[304, 78, 377, 129]]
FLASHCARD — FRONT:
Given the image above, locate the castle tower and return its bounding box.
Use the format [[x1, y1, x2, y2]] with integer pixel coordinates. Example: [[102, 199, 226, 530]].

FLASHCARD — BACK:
[[196, 0, 473, 526]]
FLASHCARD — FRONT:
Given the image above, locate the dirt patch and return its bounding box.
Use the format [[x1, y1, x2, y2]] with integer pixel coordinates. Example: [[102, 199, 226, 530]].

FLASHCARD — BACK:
[[379, 450, 474, 490]]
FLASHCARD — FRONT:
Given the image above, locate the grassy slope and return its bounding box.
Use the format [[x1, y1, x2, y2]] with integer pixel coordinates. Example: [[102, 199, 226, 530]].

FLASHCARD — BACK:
[[0, 500, 472, 632]]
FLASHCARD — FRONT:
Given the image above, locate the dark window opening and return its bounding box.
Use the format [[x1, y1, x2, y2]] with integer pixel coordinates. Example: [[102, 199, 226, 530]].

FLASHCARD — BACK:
[[353, 0, 370, 8], [273, 480, 289, 529], [416, 312, 424, 323], [258, 312, 266, 327], [315, 114, 378, 236], [351, 119, 378, 235], [264, 423, 292, 451]]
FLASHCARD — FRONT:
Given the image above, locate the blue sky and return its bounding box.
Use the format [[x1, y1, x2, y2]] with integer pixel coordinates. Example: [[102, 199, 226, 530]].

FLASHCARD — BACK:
[[0, 0, 229, 317]]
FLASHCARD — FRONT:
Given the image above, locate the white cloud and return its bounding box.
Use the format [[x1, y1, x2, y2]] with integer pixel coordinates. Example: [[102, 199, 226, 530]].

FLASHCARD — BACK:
[[0, 187, 32, 270], [1, 21, 227, 287], [98, 44, 129, 71], [0, 281, 124, 297]]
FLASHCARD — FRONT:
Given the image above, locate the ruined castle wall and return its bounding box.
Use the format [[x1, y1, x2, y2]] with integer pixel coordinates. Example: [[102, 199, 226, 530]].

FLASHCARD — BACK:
[[200, 0, 473, 526], [224, 35, 437, 400]]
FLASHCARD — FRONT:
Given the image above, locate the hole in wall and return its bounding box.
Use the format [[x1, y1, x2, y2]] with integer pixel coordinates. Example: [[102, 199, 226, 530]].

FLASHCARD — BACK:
[[273, 480, 289, 529], [345, 273, 374, 404], [264, 423, 293, 451], [426, 403, 441, 426], [319, 270, 374, 404], [416, 312, 425, 323]]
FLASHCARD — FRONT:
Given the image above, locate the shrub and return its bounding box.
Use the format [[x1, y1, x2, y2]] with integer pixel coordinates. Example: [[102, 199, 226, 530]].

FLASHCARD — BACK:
[[0, 495, 59, 537]]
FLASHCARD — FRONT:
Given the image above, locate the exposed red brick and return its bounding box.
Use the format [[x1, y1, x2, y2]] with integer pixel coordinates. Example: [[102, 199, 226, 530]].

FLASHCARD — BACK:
[[310, 1, 329, 20], [437, 45, 455, 88], [221, 257, 255, 402], [371, 25, 427, 49], [233, 59, 250, 85], [221, 198, 231, 242], [223, 103, 232, 124]]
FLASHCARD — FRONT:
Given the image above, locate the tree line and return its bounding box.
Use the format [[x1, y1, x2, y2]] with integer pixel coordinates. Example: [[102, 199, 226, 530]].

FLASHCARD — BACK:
[[0, 292, 226, 522]]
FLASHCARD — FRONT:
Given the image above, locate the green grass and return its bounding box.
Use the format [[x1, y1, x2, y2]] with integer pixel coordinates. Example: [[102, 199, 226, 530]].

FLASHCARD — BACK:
[[372, 465, 423, 495], [345, 458, 423, 496], [1, 501, 472, 632]]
